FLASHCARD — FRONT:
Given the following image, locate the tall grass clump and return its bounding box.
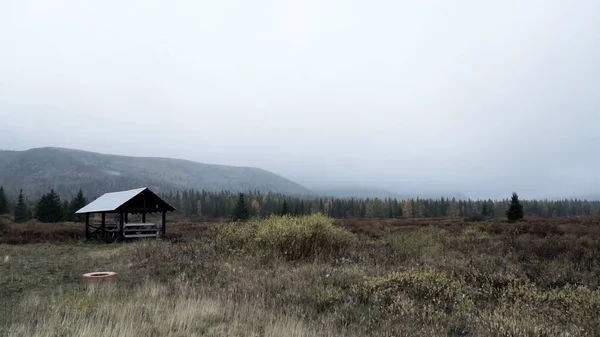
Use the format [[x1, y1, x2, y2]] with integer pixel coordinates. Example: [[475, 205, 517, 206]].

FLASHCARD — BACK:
[[215, 214, 357, 260]]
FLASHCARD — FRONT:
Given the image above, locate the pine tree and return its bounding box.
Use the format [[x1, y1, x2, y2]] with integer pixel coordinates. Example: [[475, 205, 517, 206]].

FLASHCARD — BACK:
[[506, 192, 524, 223], [481, 202, 490, 217], [0, 187, 8, 214], [35, 189, 63, 223], [232, 193, 250, 221], [487, 199, 495, 217], [62, 200, 72, 221], [14, 190, 29, 223], [69, 189, 87, 222], [281, 200, 290, 215]]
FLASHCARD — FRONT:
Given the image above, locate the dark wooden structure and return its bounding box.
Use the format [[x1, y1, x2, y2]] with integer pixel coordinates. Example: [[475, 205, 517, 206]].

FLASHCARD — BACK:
[[75, 187, 176, 241]]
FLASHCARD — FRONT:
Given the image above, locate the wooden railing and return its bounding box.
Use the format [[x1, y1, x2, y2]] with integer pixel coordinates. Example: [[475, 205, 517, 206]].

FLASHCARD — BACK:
[[122, 222, 160, 238]]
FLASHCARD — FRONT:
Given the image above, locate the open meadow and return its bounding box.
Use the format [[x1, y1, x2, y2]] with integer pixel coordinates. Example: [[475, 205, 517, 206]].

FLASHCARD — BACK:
[[2, 214, 600, 336]]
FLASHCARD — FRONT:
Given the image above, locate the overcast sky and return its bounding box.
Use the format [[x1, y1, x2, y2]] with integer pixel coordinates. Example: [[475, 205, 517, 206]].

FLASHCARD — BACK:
[[1, 0, 599, 199]]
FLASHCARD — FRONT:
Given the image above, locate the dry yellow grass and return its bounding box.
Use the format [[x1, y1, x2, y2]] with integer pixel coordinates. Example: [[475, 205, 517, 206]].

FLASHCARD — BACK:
[[7, 281, 346, 337]]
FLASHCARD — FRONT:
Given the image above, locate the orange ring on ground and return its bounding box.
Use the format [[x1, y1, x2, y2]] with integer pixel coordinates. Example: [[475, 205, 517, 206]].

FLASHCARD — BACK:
[[82, 271, 117, 282]]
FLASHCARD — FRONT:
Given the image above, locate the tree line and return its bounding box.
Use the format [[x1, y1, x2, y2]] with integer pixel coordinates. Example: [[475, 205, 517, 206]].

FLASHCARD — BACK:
[[0, 187, 87, 223], [165, 189, 584, 220], [0, 186, 593, 223]]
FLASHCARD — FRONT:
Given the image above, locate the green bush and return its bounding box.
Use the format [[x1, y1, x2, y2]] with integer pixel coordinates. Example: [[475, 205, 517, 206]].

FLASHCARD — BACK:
[[388, 226, 445, 263], [214, 214, 357, 260]]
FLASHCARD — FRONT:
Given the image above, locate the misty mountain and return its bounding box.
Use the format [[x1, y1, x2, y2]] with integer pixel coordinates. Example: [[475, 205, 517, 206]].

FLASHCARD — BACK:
[[311, 185, 469, 200], [559, 194, 600, 202], [313, 187, 406, 199], [0, 147, 313, 198]]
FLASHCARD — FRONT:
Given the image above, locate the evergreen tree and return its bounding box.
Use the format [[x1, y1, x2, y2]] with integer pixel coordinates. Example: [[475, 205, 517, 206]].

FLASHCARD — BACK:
[[487, 199, 495, 217], [35, 189, 63, 223], [231, 193, 250, 221], [14, 190, 29, 223], [281, 200, 290, 215], [69, 189, 87, 222], [0, 187, 8, 214], [62, 200, 72, 221], [481, 202, 490, 217], [506, 192, 524, 223]]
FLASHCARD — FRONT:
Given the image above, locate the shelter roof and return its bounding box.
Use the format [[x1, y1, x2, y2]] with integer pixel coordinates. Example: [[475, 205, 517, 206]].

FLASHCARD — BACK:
[[75, 187, 175, 214]]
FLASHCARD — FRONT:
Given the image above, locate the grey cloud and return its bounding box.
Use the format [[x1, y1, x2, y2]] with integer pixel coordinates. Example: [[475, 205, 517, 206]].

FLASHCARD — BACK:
[[1, 0, 599, 199]]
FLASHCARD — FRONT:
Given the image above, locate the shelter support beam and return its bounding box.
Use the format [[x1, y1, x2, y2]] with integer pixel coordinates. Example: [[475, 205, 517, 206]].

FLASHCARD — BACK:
[[85, 213, 90, 239], [161, 211, 166, 236], [119, 212, 124, 238]]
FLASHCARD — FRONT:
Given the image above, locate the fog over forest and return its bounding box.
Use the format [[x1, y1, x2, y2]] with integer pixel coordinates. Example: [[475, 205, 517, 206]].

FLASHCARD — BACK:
[[1, 0, 599, 200]]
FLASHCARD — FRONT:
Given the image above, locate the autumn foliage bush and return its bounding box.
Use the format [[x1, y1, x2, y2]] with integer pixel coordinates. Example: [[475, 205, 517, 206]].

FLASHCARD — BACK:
[[214, 214, 357, 260]]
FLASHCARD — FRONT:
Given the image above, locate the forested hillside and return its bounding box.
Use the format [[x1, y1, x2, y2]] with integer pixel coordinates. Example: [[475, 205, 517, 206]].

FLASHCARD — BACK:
[[0, 147, 313, 198]]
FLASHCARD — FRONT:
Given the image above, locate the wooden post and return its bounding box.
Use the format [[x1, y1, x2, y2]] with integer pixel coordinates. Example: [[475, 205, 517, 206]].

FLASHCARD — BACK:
[[142, 212, 146, 223], [85, 213, 90, 239], [101, 213, 106, 237], [124, 213, 128, 223], [119, 212, 124, 239], [161, 211, 166, 236]]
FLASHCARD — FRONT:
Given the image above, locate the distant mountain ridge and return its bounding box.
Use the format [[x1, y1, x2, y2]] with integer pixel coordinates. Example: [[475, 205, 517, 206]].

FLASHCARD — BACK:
[[313, 187, 407, 199], [0, 147, 313, 198], [0, 146, 475, 201], [312, 186, 469, 200]]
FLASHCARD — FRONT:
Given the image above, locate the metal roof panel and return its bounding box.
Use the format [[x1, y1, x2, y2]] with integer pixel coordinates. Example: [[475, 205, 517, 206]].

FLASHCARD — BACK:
[[75, 187, 147, 214]]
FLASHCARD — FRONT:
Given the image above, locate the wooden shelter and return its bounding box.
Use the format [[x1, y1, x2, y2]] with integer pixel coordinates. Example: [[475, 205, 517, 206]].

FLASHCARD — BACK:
[[75, 187, 176, 240]]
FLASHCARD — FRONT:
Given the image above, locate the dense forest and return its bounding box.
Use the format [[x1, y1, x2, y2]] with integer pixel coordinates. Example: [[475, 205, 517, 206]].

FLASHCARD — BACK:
[[162, 189, 600, 219], [3, 186, 600, 223]]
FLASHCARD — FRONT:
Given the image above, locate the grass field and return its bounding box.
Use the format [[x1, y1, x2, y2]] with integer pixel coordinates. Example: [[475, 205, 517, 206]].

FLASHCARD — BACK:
[[2, 214, 600, 336]]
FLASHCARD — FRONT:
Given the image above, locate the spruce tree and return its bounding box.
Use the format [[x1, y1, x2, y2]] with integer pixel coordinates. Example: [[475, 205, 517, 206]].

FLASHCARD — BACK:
[[0, 187, 8, 214], [62, 200, 72, 221], [232, 193, 250, 221], [481, 202, 490, 217], [35, 189, 63, 223], [487, 199, 495, 217], [14, 190, 29, 223], [281, 200, 290, 215], [506, 192, 524, 223], [69, 189, 87, 222]]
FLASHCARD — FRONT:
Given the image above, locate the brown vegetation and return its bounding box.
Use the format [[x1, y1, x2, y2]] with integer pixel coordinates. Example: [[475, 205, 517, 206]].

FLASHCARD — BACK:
[[2, 215, 600, 335], [5, 215, 600, 244]]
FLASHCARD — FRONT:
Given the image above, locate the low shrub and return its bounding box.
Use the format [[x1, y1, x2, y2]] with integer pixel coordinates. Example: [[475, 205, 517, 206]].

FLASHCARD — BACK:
[[447, 226, 504, 256], [360, 269, 470, 314], [388, 226, 445, 263], [0, 215, 10, 235], [0, 221, 82, 244], [213, 222, 258, 254], [214, 214, 357, 260], [464, 215, 486, 222]]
